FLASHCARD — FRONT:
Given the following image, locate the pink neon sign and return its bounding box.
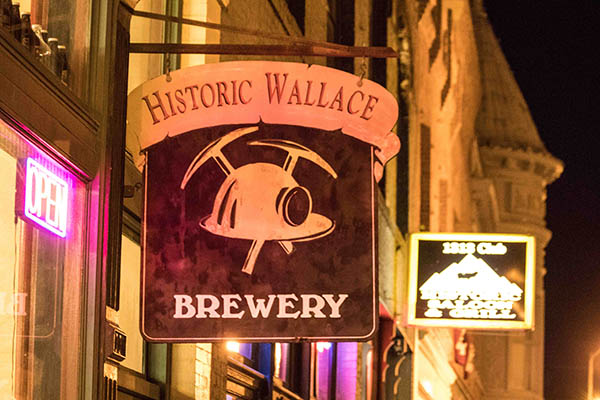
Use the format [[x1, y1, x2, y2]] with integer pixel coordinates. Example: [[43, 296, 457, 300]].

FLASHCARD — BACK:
[[24, 158, 68, 237]]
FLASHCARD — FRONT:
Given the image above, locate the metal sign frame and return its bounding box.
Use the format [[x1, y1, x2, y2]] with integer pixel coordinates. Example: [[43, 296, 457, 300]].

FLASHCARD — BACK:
[[130, 61, 400, 341]]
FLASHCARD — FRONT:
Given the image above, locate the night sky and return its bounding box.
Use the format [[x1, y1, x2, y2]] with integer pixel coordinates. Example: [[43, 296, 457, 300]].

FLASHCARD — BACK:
[[484, 1, 599, 399]]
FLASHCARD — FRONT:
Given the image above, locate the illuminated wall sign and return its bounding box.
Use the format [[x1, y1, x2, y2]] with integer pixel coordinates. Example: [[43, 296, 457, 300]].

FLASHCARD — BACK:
[[23, 158, 68, 237], [127, 61, 400, 341], [407, 233, 535, 330]]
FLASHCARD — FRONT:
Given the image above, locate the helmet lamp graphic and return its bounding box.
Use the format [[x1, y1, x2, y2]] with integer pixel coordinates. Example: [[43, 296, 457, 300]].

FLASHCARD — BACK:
[[180, 126, 338, 275]]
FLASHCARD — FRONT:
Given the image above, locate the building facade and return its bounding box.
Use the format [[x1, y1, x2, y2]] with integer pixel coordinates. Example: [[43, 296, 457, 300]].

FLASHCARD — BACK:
[[0, 0, 561, 399]]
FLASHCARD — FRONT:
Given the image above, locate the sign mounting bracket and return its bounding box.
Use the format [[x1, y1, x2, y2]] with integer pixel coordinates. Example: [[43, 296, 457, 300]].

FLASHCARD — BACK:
[[128, 43, 398, 58], [130, 10, 398, 58]]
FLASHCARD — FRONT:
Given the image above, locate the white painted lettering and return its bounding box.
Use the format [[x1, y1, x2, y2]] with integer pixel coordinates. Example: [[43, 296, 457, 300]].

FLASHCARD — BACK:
[[322, 294, 348, 318], [195, 295, 221, 318], [477, 242, 507, 255], [172, 293, 352, 319], [173, 295, 195, 318], [244, 295, 276, 318], [222, 294, 245, 319], [277, 294, 300, 319], [300, 294, 326, 318]]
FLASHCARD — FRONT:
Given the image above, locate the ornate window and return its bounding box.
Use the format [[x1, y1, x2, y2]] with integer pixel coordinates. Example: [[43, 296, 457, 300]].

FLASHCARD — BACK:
[[0, 0, 91, 99]]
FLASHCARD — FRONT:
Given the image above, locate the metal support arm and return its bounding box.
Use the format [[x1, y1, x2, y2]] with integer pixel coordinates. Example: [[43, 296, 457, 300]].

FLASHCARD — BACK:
[[129, 43, 398, 58]]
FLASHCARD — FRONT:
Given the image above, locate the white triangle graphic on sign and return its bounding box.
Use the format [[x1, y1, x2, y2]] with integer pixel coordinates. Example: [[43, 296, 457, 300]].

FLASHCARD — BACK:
[[419, 254, 522, 301]]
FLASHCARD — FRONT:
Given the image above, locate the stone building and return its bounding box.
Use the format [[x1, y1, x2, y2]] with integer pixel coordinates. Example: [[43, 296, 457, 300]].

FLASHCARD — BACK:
[[0, 0, 560, 398]]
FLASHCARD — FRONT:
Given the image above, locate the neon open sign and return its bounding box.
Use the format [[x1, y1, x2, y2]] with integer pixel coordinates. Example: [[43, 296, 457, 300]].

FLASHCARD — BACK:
[[24, 158, 68, 237]]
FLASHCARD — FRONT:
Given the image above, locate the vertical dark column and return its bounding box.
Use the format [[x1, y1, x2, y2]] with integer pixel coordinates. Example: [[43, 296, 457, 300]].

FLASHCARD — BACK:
[[331, 0, 354, 73], [329, 344, 338, 399], [395, 57, 409, 232], [420, 124, 431, 230], [100, 5, 133, 399], [257, 343, 273, 388], [371, 0, 389, 197], [370, 0, 389, 85], [105, 3, 132, 311]]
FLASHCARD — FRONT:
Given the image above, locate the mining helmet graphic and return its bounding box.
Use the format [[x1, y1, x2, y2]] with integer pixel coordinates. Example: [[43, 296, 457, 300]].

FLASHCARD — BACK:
[[180, 126, 338, 275]]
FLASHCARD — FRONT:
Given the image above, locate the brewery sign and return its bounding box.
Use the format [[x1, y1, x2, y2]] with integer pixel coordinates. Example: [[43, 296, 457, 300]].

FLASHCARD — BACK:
[[407, 233, 535, 330], [127, 61, 400, 341]]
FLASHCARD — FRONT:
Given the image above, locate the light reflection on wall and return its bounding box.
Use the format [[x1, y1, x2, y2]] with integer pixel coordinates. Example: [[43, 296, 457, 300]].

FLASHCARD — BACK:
[[316, 342, 332, 353], [336, 342, 358, 400], [274, 343, 290, 382], [421, 379, 434, 397], [312, 342, 358, 400], [366, 349, 373, 400], [316, 342, 333, 399], [226, 341, 253, 361], [226, 341, 240, 353], [274, 343, 282, 376]]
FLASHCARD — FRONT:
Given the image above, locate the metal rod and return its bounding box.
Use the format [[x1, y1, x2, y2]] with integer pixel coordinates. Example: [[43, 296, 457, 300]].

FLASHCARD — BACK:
[[132, 9, 363, 52], [129, 43, 398, 58]]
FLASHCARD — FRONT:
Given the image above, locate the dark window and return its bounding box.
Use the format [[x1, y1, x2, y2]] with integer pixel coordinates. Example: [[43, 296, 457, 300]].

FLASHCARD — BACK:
[[274, 342, 305, 394], [286, 0, 305, 33], [328, 0, 354, 72], [370, 0, 390, 86], [0, 0, 92, 98]]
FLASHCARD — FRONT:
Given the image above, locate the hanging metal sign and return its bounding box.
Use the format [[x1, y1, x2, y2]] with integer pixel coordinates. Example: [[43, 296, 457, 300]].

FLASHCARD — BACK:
[[127, 61, 400, 341], [407, 233, 535, 330]]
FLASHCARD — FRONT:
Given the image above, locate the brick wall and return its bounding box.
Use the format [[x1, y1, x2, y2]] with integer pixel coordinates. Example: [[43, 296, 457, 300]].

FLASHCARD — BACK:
[[195, 344, 212, 399]]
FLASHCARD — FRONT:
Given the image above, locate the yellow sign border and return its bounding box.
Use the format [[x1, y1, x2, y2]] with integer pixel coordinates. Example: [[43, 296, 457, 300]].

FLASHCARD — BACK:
[[406, 232, 535, 330]]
